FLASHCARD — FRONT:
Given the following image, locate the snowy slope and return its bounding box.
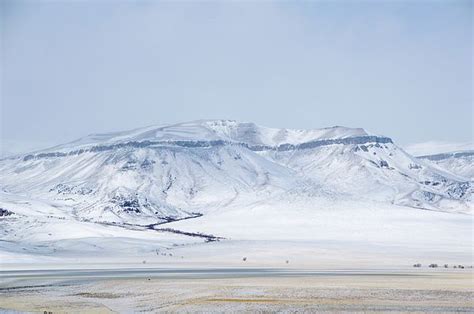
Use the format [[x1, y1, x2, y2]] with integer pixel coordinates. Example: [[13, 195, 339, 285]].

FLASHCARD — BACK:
[[0, 143, 305, 225], [415, 150, 474, 180], [262, 142, 471, 211], [403, 141, 473, 179]]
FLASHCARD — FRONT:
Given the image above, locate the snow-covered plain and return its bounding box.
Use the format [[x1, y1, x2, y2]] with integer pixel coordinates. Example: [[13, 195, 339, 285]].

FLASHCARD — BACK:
[[0, 120, 472, 269]]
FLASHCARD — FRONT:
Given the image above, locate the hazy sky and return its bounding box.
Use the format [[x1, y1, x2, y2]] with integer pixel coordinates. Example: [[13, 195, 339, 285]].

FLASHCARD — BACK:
[[1, 0, 472, 153]]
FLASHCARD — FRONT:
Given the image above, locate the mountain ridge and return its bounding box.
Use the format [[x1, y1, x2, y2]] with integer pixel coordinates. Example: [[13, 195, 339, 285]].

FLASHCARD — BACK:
[[18, 120, 378, 155], [416, 150, 474, 180]]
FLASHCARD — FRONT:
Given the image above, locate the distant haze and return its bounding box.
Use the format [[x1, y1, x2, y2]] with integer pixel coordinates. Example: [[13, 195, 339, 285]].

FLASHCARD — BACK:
[[1, 0, 472, 155]]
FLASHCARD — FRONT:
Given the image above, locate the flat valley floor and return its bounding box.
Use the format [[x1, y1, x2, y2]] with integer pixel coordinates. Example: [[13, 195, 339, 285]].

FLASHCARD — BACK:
[[0, 268, 473, 313]]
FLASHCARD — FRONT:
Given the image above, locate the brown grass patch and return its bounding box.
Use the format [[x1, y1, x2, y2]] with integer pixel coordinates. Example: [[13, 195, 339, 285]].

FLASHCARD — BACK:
[[75, 292, 121, 299]]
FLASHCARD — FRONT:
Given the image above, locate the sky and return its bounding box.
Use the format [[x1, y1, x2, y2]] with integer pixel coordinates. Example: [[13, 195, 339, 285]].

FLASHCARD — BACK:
[[1, 0, 472, 154]]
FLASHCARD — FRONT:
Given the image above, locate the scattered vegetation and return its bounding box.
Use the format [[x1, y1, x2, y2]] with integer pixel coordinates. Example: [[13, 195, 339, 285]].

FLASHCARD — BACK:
[[0, 208, 13, 217], [413, 263, 471, 269], [75, 292, 121, 299], [153, 227, 224, 242]]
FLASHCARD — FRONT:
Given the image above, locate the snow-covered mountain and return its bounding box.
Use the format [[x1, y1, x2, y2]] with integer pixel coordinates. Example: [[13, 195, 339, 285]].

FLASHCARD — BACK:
[[414, 150, 474, 181], [1, 120, 472, 267], [0, 120, 471, 226], [404, 141, 473, 180]]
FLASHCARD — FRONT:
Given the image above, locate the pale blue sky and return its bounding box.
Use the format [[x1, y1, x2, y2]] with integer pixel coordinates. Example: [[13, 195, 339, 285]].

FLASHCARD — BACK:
[[1, 0, 472, 153]]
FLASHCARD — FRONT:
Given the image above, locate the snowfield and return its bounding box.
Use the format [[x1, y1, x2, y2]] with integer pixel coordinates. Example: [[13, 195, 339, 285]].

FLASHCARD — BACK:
[[0, 120, 472, 268]]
